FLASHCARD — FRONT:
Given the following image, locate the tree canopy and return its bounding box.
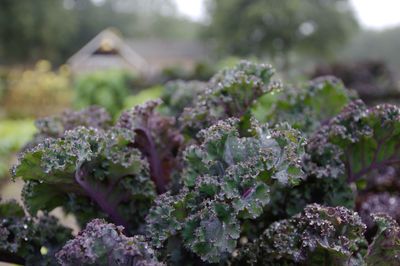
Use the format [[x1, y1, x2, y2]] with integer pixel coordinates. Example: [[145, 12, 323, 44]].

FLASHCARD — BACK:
[[205, 0, 359, 66], [0, 0, 201, 65]]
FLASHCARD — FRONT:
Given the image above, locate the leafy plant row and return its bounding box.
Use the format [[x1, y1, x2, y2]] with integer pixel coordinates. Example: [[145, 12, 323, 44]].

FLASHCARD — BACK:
[[1, 61, 399, 265]]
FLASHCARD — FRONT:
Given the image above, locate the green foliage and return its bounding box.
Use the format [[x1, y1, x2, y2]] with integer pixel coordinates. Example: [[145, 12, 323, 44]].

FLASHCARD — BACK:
[[254, 76, 352, 134], [301, 100, 400, 234], [239, 206, 400, 265], [341, 27, 400, 70], [0, 120, 36, 152], [56, 219, 163, 266], [14, 125, 156, 231], [180, 61, 279, 137], [160, 62, 216, 82], [237, 204, 367, 265], [206, 0, 358, 65], [74, 70, 134, 117], [0, 119, 36, 179], [32, 106, 112, 146], [160, 80, 206, 117], [262, 173, 355, 231], [146, 118, 305, 263], [123, 85, 163, 110], [0, 68, 6, 101], [0, 0, 201, 65], [304, 100, 400, 183], [3, 61, 400, 265], [13, 100, 182, 234], [0, 0, 75, 64]]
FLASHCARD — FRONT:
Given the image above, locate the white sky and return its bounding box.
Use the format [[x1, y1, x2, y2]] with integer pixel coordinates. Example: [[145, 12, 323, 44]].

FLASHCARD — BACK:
[[351, 0, 400, 30], [174, 0, 400, 30], [174, 0, 205, 21]]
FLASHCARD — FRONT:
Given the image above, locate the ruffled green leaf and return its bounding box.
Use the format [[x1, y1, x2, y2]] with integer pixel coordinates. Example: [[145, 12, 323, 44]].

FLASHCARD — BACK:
[[147, 118, 305, 263], [254, 76, 352, 134], [14, 126, 155, 232], [237, 204, 366, 265], [180, 61, 279, 137]]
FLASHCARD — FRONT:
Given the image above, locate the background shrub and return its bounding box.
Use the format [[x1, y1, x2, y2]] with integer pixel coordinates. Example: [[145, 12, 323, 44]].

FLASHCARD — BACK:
[[1, 60, 72, 119], [123, 85, 163, 110], [74, 70, 134, 117]]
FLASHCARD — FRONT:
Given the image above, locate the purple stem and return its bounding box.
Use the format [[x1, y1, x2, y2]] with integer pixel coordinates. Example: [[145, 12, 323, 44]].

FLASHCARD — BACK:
[[242, 188, 254, 199], [135, 127, 167, 194], [350, 159, 400, 183], [74, 163, 129, 229]]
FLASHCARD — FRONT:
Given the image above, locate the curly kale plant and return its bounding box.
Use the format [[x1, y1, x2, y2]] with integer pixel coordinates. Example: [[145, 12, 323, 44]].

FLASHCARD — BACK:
[[56, 219, 162, 266], [238, 204, 400, 265], [14, 126, 154, 231], [13, 100, 183, 233], [180, 61, 280, 137], [0, 200, 72, 265], [117, 100, 183, 193], [303, 100, 400, 221], [146, 118, 305, 263], [237, 204, 367, 265], [31, 106, 112, 146], [305, 99, 400, 183], [160, 80, 206, 117], [3, 61, 400, 265]]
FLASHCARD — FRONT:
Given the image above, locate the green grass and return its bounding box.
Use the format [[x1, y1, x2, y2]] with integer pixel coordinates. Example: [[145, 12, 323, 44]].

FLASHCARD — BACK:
[[0, 119, 36, 149], [123, 86, 164, 110], [0, 119, 36, 179]]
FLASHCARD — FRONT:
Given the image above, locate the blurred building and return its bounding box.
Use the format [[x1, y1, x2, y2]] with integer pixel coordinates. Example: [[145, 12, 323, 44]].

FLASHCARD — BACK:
[[67, 28, 209, 78]]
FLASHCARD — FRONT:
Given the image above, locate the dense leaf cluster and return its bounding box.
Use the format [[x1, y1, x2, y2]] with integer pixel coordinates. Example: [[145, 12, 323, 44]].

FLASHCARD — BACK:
[[304, 99, 400, 182], [0, 200, 72, 265], [180, 61, 279, 137], [15, 125, 155, 231], [56, 219, 162, 266], [146, 118, 305, 263], [237, 204, 367, 265], [238, 204, 400, 265], [254, 76, 353, 134], [1, 61, 400, 265], [160, 80, 206, 117]]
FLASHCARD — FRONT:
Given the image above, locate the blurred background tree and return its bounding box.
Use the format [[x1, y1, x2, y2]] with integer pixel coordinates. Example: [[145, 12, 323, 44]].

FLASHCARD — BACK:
[[205, 0, 359, 69], [0, 0, 202, 66], [0, 0, 76, 65], [340, 26, 400, 69]]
